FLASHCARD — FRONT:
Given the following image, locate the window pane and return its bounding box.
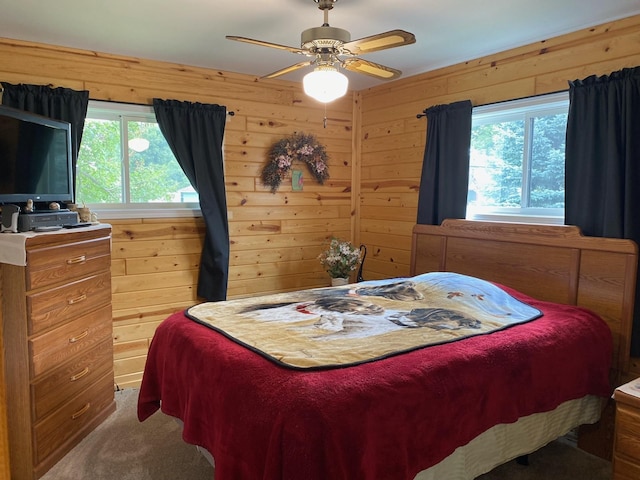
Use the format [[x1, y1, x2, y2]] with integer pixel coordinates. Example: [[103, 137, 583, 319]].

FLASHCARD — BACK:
[[468, 92, 568, 222], [77, 100, 199, 208], [127, 121, 195, 203], [469, 120, 524, 208], [529, 113, 566, 208], [77, 119, 123, 204]]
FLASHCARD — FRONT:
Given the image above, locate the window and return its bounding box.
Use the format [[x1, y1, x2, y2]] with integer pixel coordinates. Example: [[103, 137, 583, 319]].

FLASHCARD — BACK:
[[77, 101, 198, 217], [467, 92, 568, 224]]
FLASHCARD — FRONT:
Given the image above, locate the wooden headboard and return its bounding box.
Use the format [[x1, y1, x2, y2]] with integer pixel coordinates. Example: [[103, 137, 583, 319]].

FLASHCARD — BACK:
[[411, 220, 638, 381]]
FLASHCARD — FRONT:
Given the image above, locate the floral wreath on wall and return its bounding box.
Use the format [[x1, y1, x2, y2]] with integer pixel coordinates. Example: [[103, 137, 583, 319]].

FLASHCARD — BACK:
[[262, 132, 329, 193]]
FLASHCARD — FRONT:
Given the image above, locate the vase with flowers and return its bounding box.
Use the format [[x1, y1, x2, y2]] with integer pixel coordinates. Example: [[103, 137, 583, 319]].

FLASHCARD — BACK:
[[318, 237, 362, 286]]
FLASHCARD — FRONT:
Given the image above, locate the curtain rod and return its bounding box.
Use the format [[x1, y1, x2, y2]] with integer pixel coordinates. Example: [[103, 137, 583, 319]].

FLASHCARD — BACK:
[[0, 87, 236, 116], [416, 109, 427, 119]]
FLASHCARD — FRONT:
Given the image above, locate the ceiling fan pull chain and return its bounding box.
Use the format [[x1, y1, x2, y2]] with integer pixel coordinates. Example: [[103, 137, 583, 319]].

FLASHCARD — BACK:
[[324, 103, 327, 128]]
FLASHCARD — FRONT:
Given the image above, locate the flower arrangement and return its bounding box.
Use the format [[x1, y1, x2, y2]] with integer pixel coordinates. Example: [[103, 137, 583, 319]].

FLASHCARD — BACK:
[[318, 237, 362, 279], [262, 132, 329, 193]]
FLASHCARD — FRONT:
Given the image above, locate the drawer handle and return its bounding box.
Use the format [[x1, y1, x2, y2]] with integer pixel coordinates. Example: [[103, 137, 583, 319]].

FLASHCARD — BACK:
[[67, 294, 87, 305], [66, 255, 87, 265], [69, 330, 89, 344], [71, 402, 91, 420], [70, 367, 90, 382]]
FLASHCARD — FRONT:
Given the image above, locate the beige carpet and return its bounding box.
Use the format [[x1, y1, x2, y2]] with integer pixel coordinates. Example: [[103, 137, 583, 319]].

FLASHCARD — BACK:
[[477, 438, 612, 480], [41, 388, 612, 480], [41, 389, 212, 480]]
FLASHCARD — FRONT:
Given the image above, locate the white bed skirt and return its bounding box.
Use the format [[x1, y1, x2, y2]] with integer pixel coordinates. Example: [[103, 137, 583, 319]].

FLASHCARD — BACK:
[[175, 394, 603, 480], [414, 394, 603, 480]]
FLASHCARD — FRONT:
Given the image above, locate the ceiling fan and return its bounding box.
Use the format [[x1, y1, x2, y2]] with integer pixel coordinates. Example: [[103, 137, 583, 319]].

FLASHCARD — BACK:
[[226, 0, 416, 102]]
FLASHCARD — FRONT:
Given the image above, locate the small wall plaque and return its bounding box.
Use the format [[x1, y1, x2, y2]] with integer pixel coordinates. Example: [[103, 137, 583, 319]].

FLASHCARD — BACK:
[[292, 169, 303, 191]]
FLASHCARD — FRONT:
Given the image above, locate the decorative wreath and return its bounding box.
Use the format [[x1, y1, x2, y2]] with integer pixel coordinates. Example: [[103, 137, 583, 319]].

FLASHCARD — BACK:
[[262, 132, 329, 193]]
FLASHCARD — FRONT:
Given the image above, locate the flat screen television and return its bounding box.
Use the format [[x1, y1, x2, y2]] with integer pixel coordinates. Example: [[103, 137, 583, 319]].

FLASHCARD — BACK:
[[0, 104, 74, 207]]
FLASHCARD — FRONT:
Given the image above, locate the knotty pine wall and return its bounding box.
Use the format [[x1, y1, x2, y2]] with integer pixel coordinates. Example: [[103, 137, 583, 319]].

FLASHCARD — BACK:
[[2, 13, 640, 388], [358, 13, 640, 381], [358, 14, 640, 283], [0, 268, 8, 480], [0, 38, 358, 389]]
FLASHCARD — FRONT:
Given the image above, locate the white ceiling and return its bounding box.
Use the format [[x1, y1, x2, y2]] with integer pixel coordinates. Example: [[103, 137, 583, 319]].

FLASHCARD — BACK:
[[2, 0, 640, 92]]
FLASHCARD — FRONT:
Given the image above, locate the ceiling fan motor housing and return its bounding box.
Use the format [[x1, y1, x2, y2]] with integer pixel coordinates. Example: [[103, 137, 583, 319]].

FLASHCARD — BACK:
[[301, 26, 350, 51]]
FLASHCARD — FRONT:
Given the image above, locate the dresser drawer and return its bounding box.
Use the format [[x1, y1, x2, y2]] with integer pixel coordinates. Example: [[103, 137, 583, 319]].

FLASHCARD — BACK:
[[27, 271, 111, 336], [26, 237, 111, 290], [32, 338, 113, 422], [30, 304, 113, 378], [616, 404, 640, 461], [33, 373, 114, 466], [613, 454, 640, 480]]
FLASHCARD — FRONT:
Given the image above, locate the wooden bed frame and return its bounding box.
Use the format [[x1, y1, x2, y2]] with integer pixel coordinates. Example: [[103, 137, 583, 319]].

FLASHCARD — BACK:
[[138, 219, 639, 477], [411, 220, 638, 384]]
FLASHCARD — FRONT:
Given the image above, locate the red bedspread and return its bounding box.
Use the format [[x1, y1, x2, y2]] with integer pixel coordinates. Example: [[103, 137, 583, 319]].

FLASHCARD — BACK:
[[137, 286, 612, 480]]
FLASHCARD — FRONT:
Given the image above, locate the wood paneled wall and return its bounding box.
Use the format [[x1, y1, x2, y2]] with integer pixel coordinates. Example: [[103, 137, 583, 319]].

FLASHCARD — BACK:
[[359, 14, 640, 282], [0, 38, 357, 389], [2, 13, 640, 389], [0, 268, 9, 480]]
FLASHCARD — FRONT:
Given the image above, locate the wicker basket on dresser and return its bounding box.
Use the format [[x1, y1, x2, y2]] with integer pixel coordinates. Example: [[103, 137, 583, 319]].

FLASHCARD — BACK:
[[0, 225, 115, 480]]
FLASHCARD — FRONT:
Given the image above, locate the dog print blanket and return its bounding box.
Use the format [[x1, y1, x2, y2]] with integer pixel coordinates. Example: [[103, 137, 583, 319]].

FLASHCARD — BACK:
[[186, 272, 542, 369]]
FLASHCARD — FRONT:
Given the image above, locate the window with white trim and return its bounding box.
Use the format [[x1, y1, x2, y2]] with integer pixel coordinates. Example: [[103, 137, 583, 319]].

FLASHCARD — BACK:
[[466, 92, 569, 224], [76, 100, 199, 217]]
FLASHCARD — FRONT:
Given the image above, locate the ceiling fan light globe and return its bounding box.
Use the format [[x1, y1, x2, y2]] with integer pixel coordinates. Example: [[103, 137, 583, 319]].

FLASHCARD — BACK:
[[303, 67, 349, 103]]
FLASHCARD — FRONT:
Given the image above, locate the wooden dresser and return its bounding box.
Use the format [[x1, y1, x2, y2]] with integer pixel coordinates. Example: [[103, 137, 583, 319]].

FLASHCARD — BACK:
[[0, 225, 115, 479], [613, 377, 640, 480]]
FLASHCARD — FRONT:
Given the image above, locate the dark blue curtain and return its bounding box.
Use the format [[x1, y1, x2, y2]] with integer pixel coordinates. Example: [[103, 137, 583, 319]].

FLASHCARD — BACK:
[[153, 99, 229, 301], [565, 66, 640, 356], [417, 100, 472, 225], [1, 82, 89, 202]]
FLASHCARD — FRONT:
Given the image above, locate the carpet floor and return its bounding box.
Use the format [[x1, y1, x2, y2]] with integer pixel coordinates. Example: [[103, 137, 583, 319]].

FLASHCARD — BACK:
[[40, 388, 613, 479]]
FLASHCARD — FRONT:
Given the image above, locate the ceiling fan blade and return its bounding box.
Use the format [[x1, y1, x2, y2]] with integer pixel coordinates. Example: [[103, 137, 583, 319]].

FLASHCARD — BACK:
[[342, 29, 416, 55], [342, 58, 401, 80], [262, 61, 314, 79], [226, 36, 306, 55]]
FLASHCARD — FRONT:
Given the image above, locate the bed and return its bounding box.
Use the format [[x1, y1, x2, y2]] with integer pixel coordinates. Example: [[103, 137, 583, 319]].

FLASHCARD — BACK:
[[137, 219, 638, 479]]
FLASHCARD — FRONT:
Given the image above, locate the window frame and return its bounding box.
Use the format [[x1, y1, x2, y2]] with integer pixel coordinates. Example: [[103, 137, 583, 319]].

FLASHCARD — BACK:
[[79, 100, 201, 219], [466, 91, 569, 225]]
